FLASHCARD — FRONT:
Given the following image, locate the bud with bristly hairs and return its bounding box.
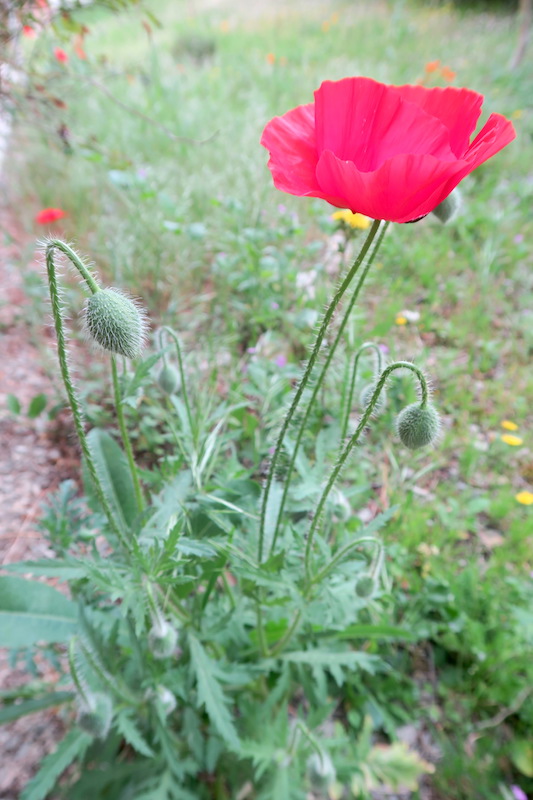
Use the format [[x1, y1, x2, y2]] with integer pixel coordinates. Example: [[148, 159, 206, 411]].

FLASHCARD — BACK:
[[396, 401, 440, 450], [84, 287, 147, 359]]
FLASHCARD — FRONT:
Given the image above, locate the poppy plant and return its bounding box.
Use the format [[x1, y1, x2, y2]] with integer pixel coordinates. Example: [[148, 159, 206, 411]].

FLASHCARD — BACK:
[[261, 76, 515, 223], [54, 47, 68, 63], [35, 207, 67, 224]]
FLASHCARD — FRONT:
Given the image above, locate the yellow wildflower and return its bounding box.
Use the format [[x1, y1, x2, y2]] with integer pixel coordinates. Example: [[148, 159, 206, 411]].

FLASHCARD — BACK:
[[501, 434, 523, 446], [515, 490, 533, 506], [322, 20, 330, 32], [395, 315, 408, 326], [219, 19, 229, 32], [331, 210, 371, 229], [512, 109, 523, 120], [501, 420, 519, 431]]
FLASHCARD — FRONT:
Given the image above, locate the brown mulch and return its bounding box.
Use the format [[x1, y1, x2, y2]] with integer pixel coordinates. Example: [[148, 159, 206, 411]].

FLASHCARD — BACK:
[[0, 207, 79, 799]]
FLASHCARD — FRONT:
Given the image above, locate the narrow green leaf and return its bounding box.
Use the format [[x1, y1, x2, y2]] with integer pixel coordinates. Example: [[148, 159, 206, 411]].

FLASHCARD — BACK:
[[27, 393, 47, 419], [0, 576, 78, 647], [330, 624, 416, 641], [0, 691, 74, 724], [122, 352, 162, 400], [2, 559, 85, 579], [86, 428, 137, 531], [189, 635, 239, 749], [20, 729, 92, 800], [6, 393, 21, 415]]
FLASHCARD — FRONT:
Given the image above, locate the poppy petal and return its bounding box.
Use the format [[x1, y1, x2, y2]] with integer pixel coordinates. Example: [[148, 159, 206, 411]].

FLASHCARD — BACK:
[[394, 85, 483, 156], [314, 77, 455, 171], [463, 112, 516, 167], [316, 149, 466, 223], [260, 103, 323, 196]]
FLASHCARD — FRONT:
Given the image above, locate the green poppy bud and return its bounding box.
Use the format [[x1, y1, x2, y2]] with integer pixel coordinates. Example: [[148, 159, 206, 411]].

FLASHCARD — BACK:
[[355, 574, 375, 598], [155, 685, 177, 716], [157, 364, 181, 394], [148, 618, 178, 660], [432, 188, 461, 224], [85, 288, 147, 359], [396, 402, 440, 450], [360, 382, 387, 413], [306, 751, 336, 790], [76, 691, 113, 739]]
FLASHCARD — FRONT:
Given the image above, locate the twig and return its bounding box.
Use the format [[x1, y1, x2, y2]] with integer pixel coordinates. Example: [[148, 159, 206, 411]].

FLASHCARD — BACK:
[[86, 77, 218, 145]]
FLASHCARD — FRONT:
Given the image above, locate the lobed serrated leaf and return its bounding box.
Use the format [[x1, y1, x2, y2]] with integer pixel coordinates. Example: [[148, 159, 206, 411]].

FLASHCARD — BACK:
[[20, 729, 92, 800], [116, 710, 155, 757], [188, 635, 239, 750]]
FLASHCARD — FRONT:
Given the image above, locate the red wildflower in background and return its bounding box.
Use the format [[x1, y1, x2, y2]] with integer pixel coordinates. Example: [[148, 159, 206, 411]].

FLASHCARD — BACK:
[[22, 25, 37, 38], [35, 208, 67, 224], [54, 47, 68, 63], [261, 76, 515, 223]]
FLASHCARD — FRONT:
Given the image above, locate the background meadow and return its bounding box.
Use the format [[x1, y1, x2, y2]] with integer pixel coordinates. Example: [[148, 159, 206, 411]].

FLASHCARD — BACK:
[[1, 0, 533, 798]]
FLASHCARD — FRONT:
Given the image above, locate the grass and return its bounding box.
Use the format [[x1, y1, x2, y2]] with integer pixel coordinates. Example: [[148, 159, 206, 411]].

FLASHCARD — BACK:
[[4, 0, 533, 797]]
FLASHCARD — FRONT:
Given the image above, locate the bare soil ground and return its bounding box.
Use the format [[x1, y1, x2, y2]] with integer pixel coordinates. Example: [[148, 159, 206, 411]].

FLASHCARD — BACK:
[[0, 208, 77, 799]]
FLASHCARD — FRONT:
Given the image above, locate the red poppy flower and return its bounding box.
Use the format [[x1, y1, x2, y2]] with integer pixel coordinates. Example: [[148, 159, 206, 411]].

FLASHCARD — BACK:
[[22, 25, 37, 38], [35, 207, 67, 224], [261, 76, 515, 223], [54, 47, 68, 63]]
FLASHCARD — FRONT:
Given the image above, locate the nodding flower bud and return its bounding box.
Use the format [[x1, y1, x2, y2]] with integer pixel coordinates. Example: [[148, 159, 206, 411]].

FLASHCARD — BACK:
[[306, 751, 336, 790], [360, 382, 387, 413], [157, 364, 181, 394], [432, 188, 461, 224], [76, 691, 113, 739], [148, 618, 178, 660], [156, 685, 177, 716], [84, 288, 147, 359], [396, 402, 440, 450], [355, 574, 376, 598]]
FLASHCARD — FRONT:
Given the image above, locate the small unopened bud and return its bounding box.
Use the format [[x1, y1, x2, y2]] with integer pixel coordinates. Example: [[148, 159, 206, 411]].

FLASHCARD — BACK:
[[157, 364, 181, 394], [360, 382, 387, 413], [76, 691, 113, 739], [85, 288, 147, 359], [148, 618, 178, 660], [155, 685, 177, 716], [355, 574, 375, 598], [306, 751, 336, 790], [396, 402, 440, 450], [432, 188, 461, 224]]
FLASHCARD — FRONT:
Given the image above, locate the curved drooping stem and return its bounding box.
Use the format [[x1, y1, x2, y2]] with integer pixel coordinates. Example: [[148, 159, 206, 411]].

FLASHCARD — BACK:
[[340, 341, 384, 442], [304, 361, 430, 577], [160, 326, 195, 442], [266, 222, 390, 558], [45, 240, 127, 548], [258, 218, 383, 562]]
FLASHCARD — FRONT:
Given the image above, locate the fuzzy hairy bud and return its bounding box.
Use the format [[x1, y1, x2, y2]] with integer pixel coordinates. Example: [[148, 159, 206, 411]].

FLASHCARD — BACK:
[[306, 751, 336, 790], [432, 188, 461, 224], [396, 402, 440, 450], [156, 685, 177, 716], [157, 364, 181, 394], [148, 618, 178, 660], [76, 691, 113, 739], [355, 574, 376, 598], [85, 288, 147, 359]]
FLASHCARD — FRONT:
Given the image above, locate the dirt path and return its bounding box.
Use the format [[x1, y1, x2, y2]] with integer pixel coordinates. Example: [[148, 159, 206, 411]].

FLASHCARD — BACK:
[[0, 210, 76, 799]]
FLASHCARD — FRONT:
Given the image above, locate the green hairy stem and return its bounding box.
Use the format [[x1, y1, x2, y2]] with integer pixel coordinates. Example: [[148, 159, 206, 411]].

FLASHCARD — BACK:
[[258, 218, 383, 562]]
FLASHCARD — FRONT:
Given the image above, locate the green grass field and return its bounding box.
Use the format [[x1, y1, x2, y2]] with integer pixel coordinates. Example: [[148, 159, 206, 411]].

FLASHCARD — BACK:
[[4, 0, 533, 797]]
